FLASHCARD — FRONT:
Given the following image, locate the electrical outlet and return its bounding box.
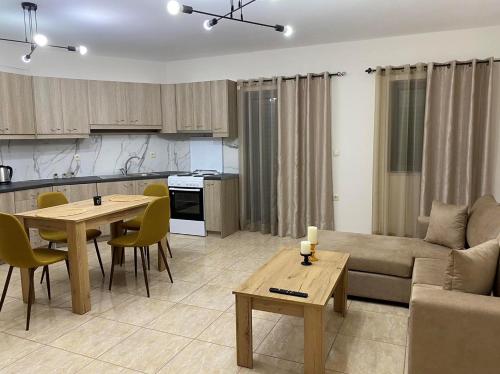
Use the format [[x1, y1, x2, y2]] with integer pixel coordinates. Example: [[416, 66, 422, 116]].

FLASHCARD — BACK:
[[334, 194, 340, 201], [74, 154, 80, 161], [333, 150, 340, 157], [150, 152, 156, 159]]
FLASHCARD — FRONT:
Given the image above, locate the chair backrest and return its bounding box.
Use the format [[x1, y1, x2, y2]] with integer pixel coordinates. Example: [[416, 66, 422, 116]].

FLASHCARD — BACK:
[[0, 213, 39, 268], [135, 197, 170, 247], [37, 191, 69, 208], [143, 183, 168, 197]]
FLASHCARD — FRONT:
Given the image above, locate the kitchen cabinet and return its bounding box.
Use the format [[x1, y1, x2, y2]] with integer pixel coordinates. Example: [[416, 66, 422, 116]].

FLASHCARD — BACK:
[[61, 78, 90, 135], [204, 178, 239, 237], [175, 83, 194, 131], [96, 180, 135, 235], [161, 84, 177, 134], [53, 183, 97, 202], [134, 178, 168, 195], [0, 72, 36, 137], [193, 81, 212, 132], [88, 80, 127, 126], [211, 80, 237, 138], [0, 192, 15, 214], [127, 83, 162, 126], [14, 187, 52, 247]]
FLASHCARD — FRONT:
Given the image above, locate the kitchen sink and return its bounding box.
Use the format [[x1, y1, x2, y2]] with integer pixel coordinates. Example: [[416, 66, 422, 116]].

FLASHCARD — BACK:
[[98, 172, 161, 180]]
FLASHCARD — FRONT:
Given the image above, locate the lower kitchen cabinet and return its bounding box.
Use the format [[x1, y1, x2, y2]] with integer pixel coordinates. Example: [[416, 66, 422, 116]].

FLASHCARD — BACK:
[[53, 183, 97, 202], [204, 178, 239, 238]]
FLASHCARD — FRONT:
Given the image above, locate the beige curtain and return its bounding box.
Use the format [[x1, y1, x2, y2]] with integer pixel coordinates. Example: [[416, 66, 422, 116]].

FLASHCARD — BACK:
[[277, 73, 334, 238], [420, 59, 496, 214], [372, 65, 427, 237]]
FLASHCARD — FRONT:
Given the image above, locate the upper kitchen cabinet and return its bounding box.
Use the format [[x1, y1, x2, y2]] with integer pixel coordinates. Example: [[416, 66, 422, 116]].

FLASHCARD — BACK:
[[33, 77, 90, 137], [175, 83, 194, 131], [160, 84, 177, 134], [0, 72, 35, 137], [192, 81, 212, 132], [211, 80, 237, 138], [88, 80, 162, 129]]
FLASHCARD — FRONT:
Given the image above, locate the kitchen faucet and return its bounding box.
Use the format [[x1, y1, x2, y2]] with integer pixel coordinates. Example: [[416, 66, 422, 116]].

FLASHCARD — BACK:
[[120, 156, 141, 175]]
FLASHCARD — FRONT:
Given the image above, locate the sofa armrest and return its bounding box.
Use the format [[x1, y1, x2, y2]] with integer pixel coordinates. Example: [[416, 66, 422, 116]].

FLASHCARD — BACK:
[[416, 216, 430, 239], [408, 285, 500, 374]]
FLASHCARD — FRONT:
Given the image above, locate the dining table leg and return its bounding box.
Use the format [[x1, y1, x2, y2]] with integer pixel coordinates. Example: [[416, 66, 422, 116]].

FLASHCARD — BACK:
[[110, 220, 124, 265], [18, 218, 34, 304], [66, 222, 91, 314]]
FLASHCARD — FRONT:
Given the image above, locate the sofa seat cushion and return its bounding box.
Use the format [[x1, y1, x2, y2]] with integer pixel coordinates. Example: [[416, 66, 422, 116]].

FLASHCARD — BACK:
[[320, 231, 422, 278], [412, 258, 447, 287]]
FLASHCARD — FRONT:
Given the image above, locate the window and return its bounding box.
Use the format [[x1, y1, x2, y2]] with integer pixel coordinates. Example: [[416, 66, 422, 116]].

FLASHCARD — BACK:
[[389, 79, 426, 173]]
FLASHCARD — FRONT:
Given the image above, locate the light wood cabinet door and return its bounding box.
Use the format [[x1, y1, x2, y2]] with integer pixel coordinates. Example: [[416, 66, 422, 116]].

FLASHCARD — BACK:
[[97, 181, 135, 196], [127, 83, 162, 126], [61, 79, 90, 135], [32, 77, 64, 135], [88, 80, 126, 125], [175, 83, 194, 131], [0, 72, 35, 135], [193, 81, 212, 131], [0, 192, 15, 213], [134, 178, 168, 195], [204, 180, 221, 232], [161, 84, 177, 133], [211, 80, 237, 138], [53, 183, 97, 202]]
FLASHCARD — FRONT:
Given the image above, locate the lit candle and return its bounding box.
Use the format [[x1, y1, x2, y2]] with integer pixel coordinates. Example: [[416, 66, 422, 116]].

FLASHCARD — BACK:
[[300, 240, 311, 255], [308, 226, 318, 244]]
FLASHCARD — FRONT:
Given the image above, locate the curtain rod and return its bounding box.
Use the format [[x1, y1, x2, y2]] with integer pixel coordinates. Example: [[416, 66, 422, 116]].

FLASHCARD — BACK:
[[365, 59, 500, 74], [242, 72, 346, 83]]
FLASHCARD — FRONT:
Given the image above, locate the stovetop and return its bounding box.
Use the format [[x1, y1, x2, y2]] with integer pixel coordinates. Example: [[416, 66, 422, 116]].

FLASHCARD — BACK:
[[174, 170, 220, 177]]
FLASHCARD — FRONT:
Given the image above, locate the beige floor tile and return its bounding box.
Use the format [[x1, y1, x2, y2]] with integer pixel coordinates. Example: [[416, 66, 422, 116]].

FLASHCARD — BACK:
[[280, 308, 345, 334], [238, 354, 304, 373], [78, 360, 139, 373], [0, 345, 92, 374], [100, 328, 191, 374], [171, 263, 220, 283], [339, 309, 408, 346], [100, 295, 175, 326], [190, 252, 241, 270], [256, 320, 336, 363], [326, 334, 406, 374], [0, 297, 48, 331], [56, 289, 134, 315], [159, 340, 239, 374], [349, 299, 409, 317], [229, 257, 270, 272], [147, 279, 204, 302], [180, 284, 235, 311], [51, 317, 139, 358], [198, 312, 276, 349], [0, 332, 42, 369], [148, 303, 221, 338], [207, 269, 253, 289], [4, 307, 93, 343]]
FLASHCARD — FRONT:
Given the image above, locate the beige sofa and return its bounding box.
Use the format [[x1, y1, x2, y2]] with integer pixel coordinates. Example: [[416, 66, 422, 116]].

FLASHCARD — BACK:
[[323, 195, 500, 374]]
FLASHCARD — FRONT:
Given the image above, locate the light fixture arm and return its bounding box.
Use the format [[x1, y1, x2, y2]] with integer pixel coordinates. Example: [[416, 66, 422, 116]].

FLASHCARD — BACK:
[[189, 7, 282, 31]]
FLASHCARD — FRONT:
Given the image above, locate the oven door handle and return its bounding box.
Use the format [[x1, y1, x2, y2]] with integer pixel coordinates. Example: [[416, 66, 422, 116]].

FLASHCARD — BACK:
[[169, 187, 202, 192]]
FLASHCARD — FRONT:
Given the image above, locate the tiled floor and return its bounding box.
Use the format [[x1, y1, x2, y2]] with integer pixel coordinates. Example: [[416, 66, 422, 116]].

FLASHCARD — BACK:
[[0, 231, 408, 373]]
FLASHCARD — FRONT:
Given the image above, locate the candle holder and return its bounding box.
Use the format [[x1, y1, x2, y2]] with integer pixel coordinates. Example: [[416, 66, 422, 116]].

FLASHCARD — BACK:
[[301, 253, 312, 266], [310, 243, 319, 262]]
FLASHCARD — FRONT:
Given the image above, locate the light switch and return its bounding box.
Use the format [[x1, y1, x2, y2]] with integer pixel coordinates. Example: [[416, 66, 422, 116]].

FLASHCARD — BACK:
[[150, 152, 156, 159], [333, 150, 340, 157], [334, 194, 340, 201]]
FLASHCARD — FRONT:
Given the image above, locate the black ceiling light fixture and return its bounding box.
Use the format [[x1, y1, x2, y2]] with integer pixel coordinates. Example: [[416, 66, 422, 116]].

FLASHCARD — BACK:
[[0, 2, 88, 63], [166, 0, 293, 37]]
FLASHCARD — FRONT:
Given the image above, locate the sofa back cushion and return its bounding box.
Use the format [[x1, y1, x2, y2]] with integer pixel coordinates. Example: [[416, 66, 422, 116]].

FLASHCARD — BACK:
[[425, 200, 468, 249], [466, 195, 500, 248]]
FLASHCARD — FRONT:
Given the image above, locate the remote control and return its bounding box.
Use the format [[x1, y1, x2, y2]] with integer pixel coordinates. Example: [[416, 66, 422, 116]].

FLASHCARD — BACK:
[[269, 287, 308, 298]]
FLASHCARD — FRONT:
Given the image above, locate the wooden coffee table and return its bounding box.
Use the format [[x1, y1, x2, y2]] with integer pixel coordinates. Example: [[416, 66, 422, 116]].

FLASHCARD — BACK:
[[233, 248, 349, 374]]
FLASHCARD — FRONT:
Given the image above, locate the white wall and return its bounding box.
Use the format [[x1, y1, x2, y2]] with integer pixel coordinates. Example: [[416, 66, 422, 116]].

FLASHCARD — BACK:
[[164, 25, 500, 234]]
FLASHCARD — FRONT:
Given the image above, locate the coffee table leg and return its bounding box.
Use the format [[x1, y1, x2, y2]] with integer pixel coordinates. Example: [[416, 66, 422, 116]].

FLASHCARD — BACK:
[[304, 306, 325, 374], [334, 267, 348, 317], [235, 294, 253, 368]]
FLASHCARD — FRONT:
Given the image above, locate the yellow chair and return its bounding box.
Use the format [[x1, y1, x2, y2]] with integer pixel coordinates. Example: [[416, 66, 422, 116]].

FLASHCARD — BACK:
[[37, 192, 105, 282], [108, 197, 173, 297], [0, 213, 68, 330], [121, 183, 173, 269]]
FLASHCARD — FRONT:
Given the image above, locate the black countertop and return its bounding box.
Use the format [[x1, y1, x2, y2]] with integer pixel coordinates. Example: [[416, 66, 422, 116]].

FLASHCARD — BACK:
[[0, 172, 239, 193]]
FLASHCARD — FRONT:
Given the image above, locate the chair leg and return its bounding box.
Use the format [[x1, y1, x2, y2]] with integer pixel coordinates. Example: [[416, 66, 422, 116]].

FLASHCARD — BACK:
[[40, 242, 53, 284], [120, 249, 125, 267], [94, 239, 105, 278], [65, 259, 70, 278], [134, 247, 138, 278], [139, 247, 150, 297], [44, 266, 51, 300], [0, 266, 13, 312], [109, 247, 117, 291], [158, 241, 173, 283], [26, 268, 34, 331], [146, 246, 150, 271], [166, 238, 173, 258]]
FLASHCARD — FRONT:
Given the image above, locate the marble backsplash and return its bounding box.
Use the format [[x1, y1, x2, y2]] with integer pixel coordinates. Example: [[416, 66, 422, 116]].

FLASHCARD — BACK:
[[0, 134, 239, 182]]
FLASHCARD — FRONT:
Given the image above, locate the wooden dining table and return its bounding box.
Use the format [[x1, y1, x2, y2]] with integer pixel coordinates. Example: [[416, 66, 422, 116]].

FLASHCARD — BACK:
[[14, 194, 167, 315]]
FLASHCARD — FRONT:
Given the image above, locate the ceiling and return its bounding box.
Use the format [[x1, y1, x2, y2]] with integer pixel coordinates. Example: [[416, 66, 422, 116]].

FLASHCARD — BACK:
[[1, 0, 500, 61]]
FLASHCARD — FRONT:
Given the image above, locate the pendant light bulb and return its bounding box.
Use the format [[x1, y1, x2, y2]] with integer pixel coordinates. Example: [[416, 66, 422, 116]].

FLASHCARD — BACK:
[[203, 20, 213, 31], [33, 33, 48, 47], [283, 25, 293, 37], [78, 45, 88, 55], [21, 54, 31, 63], [167, 0, 181, 15]]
